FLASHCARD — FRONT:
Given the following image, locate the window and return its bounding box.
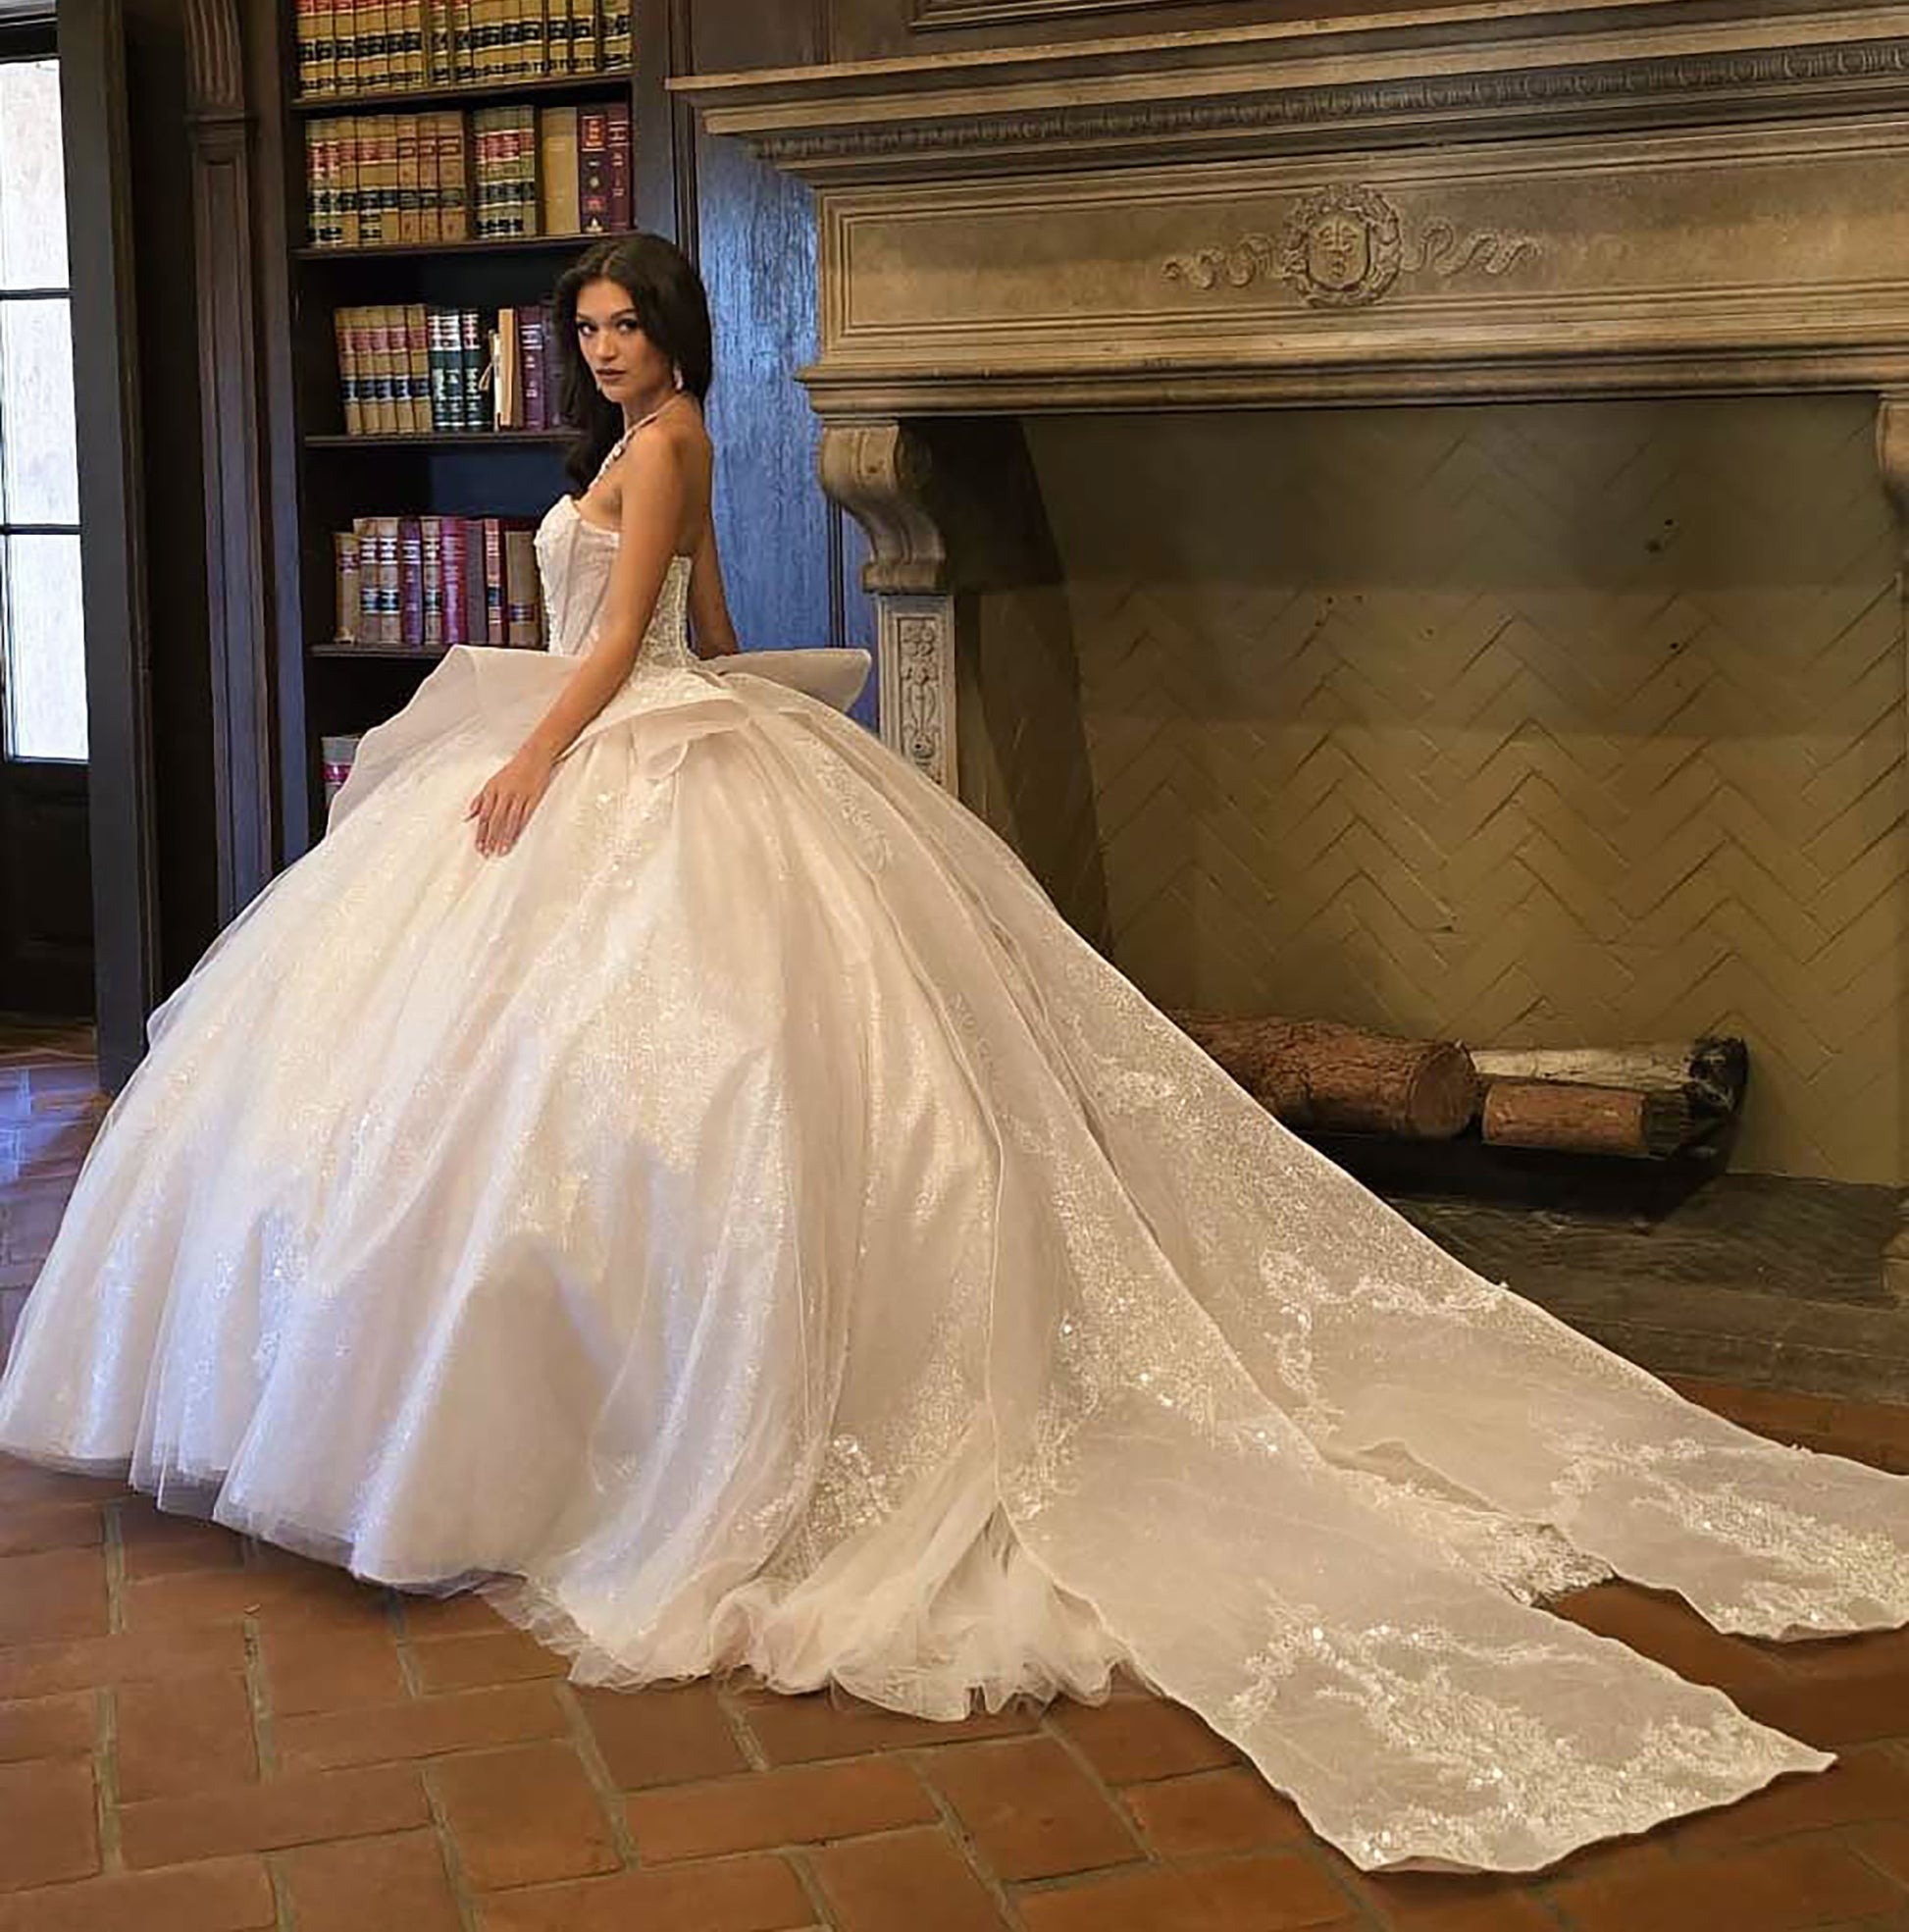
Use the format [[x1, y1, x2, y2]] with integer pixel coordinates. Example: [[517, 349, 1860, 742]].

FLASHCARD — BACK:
[[0, 53, 82, 763]]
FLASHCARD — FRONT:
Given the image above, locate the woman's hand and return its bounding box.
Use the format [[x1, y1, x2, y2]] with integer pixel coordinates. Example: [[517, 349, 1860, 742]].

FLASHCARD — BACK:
[[467, 749, 554, 857]]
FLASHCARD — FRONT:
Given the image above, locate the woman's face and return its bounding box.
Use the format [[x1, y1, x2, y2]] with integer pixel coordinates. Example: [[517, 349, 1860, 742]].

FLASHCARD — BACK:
[[573, 278, 672, 404]]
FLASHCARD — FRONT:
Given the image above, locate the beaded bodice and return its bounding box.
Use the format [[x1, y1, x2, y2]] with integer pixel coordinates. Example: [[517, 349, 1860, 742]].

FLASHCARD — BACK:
[[533, 496, 695, 670]]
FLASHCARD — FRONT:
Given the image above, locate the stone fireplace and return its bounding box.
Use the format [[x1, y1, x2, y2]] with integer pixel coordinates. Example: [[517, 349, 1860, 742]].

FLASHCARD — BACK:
[[680, 0, 1909, 1339]]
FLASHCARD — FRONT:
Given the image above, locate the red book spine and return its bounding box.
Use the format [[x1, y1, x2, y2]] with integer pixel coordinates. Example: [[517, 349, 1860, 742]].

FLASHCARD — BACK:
[[521, 305, 546, 430], [606, 102, 631, 231], [440, 516, 467, 645], [578, 107, 610, 234], [497, 109, 516, 241]]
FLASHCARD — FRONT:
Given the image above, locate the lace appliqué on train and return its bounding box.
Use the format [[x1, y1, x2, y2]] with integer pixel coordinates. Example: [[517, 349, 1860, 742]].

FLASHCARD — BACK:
[[1226, 1597, 1815, 1870], [1549, 1432, 1909, 1637]]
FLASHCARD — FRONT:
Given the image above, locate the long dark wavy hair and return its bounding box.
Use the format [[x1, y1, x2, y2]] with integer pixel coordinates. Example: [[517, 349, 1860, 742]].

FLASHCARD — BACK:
[[552, 235, 714, 491]]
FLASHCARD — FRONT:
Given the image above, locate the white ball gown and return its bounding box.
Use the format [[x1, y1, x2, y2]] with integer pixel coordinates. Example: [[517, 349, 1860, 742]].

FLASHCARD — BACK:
[[2, 484, 1907, 1875]]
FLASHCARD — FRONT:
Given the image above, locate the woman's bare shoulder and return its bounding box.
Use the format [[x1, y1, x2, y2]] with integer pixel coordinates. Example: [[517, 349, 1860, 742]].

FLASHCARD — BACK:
[[648, 408, 714, 517], [659, 404, 712, 463], [611, 405, 708, 480]]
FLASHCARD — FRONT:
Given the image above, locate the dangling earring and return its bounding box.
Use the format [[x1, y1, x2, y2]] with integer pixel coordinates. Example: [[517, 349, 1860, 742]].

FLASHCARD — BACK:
[[672, 364, 686, 392]]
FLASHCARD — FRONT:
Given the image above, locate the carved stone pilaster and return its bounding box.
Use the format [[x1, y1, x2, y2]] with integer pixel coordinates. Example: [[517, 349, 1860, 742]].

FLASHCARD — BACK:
[[881, 599, 959, 791], [819, 422, 958, 788], [186, 0, 277, 915], [1879, 393, 1909, 1304]]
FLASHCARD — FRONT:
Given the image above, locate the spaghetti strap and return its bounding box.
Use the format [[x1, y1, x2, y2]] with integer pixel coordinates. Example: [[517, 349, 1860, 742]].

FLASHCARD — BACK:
[[593, 393, 685, 488]]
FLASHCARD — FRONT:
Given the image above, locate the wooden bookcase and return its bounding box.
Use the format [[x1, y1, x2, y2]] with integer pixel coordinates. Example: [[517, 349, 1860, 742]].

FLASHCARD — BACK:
[[270, 3, 637, 856]]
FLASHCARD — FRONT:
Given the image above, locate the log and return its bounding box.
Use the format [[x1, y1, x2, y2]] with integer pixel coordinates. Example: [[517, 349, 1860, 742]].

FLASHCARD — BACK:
[[1470, 1039, 1747, 1119], [1480, 1080, 1694, 1160], [1174, 1014, 1479, 1140]]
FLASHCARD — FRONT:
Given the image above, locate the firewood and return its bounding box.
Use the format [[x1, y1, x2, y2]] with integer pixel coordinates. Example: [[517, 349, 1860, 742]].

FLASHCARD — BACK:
[[1480, 1080, 1695, 1159], [1470, 1039, 1747, 1119], [1175, 1014, 1478, 1140]]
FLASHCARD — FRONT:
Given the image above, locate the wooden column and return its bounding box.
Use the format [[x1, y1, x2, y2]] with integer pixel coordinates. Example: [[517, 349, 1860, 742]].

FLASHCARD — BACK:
[[184, 0, 276, 920], [635, 0, 698, 247]]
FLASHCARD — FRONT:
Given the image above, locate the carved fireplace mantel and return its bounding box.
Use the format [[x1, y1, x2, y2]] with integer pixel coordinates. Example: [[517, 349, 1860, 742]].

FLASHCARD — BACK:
[[683, 0, 1909, 417]]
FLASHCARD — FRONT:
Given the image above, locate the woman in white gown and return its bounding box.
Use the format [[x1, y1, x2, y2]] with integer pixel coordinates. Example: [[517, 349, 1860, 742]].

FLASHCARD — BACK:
[[2, 235, 1906, 1875]]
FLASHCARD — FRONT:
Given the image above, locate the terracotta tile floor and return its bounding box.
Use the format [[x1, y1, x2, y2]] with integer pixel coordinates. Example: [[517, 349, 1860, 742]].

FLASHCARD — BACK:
[[2, 1032, 1909, 1929]]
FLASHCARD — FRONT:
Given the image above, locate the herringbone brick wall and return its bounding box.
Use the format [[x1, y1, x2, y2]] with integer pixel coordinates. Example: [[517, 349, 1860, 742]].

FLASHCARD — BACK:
[[991, 396, 1903, 1183]]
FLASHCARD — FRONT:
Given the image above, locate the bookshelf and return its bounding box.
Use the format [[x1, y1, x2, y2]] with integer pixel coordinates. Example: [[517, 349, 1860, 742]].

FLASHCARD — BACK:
[[269, 0, 638, 845], [309, 644, 456, 660], [304, 429, 572, 447], [288, 73, 630, 115], [292, 235, 587, 261]]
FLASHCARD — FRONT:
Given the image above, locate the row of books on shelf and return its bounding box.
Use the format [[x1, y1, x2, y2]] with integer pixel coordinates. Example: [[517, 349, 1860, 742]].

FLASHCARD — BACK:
[[304, 102, 631, 247], [335, 514, 546, 651], [334, 304, 558, 435], [296, 0, 633, 96]]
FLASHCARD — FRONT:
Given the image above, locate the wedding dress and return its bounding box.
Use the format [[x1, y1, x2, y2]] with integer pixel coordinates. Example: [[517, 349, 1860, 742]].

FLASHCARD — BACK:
[[3, 483, 1906, 1875]]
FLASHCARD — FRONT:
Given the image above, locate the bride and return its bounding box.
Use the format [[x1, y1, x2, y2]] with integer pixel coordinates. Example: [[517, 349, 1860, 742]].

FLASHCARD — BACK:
[[3, 234, 1905, 1875]]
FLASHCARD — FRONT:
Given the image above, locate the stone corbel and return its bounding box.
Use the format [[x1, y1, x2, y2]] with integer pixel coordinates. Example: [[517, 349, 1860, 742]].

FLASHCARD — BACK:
[[1879, 392, 1909, 1303], [819, 422, 960, 790]]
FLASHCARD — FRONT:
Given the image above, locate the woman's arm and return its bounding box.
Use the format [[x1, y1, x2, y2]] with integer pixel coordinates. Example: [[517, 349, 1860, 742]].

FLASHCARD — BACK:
[[468, 436, 686, 855], [688, 514, 740, 658]]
